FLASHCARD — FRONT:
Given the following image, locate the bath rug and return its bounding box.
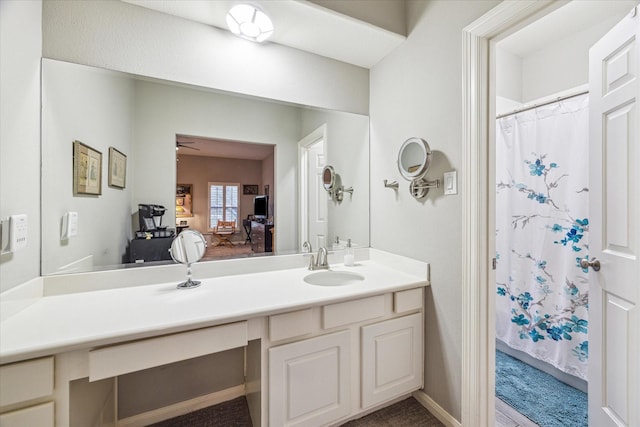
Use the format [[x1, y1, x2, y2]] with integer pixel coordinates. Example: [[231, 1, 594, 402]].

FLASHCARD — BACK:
[[496, 350, 587, 427]]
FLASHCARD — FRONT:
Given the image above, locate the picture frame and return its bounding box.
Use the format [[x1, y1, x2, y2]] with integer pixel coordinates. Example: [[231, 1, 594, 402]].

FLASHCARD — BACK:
[[176, 183, 193, 217], [108, 147, 127, 188], [73, 140, 102, 195], [243, 184, 259, 195]]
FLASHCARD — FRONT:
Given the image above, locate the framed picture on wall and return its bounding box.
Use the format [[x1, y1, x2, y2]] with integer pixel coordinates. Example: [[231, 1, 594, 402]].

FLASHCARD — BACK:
[[73, 140, 102, 195], [243, 184, 259, 195], [108, 147, 127, 188]]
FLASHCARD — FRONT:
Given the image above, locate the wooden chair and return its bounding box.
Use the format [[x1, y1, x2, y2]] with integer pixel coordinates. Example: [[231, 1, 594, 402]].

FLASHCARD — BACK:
[[212, 220, 236, 247]]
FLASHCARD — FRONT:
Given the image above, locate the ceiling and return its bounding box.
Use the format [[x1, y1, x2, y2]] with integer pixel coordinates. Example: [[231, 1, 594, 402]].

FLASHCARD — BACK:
[[176, 135, 274, 160], [499, 0, 637, 57], [121, 0, 406, 68]]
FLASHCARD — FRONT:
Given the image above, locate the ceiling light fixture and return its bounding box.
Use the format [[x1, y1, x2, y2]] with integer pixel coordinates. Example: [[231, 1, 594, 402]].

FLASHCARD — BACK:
[[226, 4, 273, 43]]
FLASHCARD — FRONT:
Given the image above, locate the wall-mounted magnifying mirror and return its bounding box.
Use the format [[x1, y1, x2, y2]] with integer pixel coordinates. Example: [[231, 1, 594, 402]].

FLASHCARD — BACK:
[[398, 137, 432, 180], [322, 165, 353, 202], [397, 137, 439, 199], [170, 229, 207, 289], [322, 165, 336, 192]]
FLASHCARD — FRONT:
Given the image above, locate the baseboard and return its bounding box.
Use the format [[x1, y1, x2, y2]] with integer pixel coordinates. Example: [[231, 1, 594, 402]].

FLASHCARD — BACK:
[[117, 384, 245, 427], [413, 390, 461, 427]]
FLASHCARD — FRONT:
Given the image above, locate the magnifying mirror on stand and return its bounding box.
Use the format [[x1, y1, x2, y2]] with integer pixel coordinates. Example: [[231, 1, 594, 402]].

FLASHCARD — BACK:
[[169, 230, 207, 289]]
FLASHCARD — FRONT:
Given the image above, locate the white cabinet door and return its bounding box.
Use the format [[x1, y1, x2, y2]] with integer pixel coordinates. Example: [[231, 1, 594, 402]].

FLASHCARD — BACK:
[[588, 6, 640, 427], [361, 313, 423, 408], [269, 330, 350, 427]]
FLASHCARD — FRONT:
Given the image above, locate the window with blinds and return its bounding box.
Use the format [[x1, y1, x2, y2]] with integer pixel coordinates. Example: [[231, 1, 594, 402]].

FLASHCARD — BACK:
[[209, 182, 239, 229]]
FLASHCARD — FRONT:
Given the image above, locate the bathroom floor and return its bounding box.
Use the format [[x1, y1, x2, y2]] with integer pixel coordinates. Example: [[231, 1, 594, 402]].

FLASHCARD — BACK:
[[146, 396, 443, 426], [496, 398, 539, 427]]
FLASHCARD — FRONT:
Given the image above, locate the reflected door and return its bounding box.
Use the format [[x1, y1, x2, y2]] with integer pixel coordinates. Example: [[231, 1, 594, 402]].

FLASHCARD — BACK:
[[299, 126, 328, 250]]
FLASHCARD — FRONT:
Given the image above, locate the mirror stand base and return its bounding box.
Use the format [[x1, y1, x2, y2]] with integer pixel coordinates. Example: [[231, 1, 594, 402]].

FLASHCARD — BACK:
[[177, 279, 201, 290]]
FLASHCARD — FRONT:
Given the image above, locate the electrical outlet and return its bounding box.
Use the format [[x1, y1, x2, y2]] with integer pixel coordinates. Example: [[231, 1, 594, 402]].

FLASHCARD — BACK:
[[9, 214, 28, 251]]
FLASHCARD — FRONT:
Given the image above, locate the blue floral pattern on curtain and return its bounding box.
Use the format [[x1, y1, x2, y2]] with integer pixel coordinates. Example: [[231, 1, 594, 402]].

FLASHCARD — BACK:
[[495, 93, 589, 380]]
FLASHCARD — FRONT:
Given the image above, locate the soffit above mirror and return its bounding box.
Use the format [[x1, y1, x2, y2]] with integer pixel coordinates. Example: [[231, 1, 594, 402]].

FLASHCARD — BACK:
[[120, 0, 406, 68]]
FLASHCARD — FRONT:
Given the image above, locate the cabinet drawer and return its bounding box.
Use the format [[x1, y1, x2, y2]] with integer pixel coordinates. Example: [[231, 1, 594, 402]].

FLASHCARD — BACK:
[[0, 357, 53, 407], [322, 295, 385, 329], [394, 288, 423, 313], [89, 322, 248, 381], [270, 309, 314, 341], [0, 401, 54, 427]]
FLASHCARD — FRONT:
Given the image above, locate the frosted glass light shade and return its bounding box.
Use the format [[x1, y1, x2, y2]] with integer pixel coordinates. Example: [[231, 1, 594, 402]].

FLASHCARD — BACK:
[[226, 4, 273, 42]]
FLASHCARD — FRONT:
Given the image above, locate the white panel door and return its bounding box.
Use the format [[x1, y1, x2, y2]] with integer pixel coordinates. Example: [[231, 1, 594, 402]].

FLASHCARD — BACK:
[[588, 7, 639, 427], [307, 138, 327, 250], [269, 330, 350, 427], [361, 313, 423, 408], [298, 126, 328, 251]]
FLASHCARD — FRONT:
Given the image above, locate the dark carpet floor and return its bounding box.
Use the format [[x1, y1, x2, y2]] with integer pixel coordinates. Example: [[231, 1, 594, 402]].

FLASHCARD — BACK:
[[146, 396, 443, 427], [146, 396, 251, 427], [341, 397, 444, 427]]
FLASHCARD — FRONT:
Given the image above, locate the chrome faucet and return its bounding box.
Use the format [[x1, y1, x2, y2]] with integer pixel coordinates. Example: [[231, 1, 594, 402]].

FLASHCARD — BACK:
[[308, 247, 330, 270], [302, 240, 313, 253]]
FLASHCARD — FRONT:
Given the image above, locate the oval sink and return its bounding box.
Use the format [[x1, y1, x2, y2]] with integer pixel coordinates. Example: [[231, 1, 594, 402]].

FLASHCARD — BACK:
[[304, 270, 365, 286]]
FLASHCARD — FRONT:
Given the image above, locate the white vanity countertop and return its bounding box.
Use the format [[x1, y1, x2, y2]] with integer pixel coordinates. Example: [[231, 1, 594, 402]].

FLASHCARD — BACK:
[[0, 254, 428, 364]]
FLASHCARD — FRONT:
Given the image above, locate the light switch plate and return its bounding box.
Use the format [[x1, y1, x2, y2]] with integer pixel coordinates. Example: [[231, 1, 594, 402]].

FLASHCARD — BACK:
[[61, 211, 79, 240], [444, 171, 457, 195], [9, 214, 28, 251]]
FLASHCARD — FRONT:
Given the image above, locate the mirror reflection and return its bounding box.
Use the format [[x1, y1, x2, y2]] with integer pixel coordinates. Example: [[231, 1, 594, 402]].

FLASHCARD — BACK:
[[170, 230, 207, 265], [170, 230, 207, 290], [41, 59, 370, 275], [322, 166, 336, 191]]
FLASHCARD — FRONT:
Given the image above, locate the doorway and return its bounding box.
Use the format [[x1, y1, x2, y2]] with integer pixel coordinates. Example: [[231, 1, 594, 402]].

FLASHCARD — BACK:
[[461, 2, 639, 426], [298, 125, 328, 252], [175, 135, 275, 259]]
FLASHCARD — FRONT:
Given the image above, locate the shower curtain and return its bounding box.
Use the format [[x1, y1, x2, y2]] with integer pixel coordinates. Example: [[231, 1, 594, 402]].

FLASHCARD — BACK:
[[495, 93, 589, 380]]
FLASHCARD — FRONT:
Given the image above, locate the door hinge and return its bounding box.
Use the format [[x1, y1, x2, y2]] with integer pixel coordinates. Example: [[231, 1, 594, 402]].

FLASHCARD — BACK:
[[492, 258, 497, 270]]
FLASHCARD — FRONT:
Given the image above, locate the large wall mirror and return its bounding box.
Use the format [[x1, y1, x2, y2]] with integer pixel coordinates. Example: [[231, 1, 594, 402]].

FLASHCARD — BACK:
[[41, 59, 370, 275]]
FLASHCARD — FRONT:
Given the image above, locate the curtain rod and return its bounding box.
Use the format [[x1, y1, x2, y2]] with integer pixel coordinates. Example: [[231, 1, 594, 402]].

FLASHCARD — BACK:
[[496, 89, 589, 119]]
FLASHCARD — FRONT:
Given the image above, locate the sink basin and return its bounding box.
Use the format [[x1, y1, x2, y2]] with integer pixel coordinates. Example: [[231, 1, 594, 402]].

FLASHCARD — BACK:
[[304, 270, 365, 286]]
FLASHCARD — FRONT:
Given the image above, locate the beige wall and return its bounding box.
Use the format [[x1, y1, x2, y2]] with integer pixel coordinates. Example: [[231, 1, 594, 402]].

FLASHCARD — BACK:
[[369, 0, 501, 420], [176, 155, 269, 239]]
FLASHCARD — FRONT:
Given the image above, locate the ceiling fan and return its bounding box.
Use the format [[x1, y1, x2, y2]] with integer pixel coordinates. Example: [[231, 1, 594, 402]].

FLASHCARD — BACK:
[[176, 141, 200, 151]]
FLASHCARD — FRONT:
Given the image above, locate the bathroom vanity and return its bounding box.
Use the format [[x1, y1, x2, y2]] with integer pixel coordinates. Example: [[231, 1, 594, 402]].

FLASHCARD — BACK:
[[0, 250, 428, 427]]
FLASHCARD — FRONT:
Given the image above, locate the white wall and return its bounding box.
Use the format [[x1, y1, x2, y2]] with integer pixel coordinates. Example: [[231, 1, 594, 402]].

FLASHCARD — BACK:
[[495, 48, 522, 102], [369, 0, 500, 420], [42, 0, 369, 115], [0, 0, 42, 292], [41, 60, 136, 274], [497, 13, 627, 104], [300, 110, 370, 248]]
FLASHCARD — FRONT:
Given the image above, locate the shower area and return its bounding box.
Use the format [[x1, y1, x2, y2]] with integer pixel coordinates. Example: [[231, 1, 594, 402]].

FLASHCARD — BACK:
[[493, 2, 635, 425], [495, 90, 590, 376]]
